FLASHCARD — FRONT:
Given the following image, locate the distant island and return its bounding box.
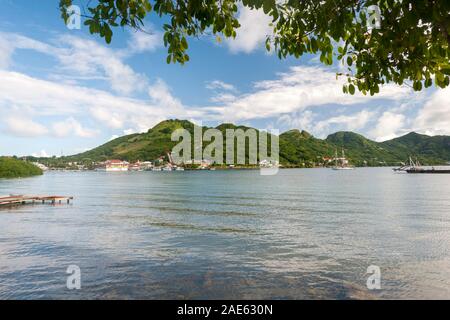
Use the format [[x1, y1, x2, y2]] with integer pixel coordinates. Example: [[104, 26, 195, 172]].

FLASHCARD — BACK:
[[0, 157, 43, 178], [25, 120, 450, 170]]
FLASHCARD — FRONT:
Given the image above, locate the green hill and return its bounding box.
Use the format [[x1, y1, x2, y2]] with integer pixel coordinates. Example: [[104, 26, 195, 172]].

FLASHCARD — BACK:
[[0, 157, 43, 178], [280, 129, 335, 165], [30, 120, 450, 167], [60, 119, 196, 163], [325, 131, 401, 166], [380, 132, 450, 163]]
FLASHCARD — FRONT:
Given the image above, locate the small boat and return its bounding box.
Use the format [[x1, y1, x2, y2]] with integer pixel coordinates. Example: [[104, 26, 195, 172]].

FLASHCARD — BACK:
[[331, 149, 355, 170]]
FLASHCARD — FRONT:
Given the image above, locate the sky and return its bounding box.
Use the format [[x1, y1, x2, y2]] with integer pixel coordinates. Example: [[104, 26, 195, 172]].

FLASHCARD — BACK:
[[0, 0, 449, 157]]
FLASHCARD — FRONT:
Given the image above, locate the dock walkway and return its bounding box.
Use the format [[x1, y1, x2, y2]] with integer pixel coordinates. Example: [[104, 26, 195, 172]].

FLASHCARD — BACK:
[[0, 195, 73, 207]]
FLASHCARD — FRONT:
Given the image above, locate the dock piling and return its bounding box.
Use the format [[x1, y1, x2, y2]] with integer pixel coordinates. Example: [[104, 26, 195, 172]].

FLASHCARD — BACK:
[[0, 195, 74, 208]]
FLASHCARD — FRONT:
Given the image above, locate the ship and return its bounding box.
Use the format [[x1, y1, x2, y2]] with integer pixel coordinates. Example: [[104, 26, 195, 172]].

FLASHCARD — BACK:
[[332, 149, 355, 170], [394, 157, 450, 174]]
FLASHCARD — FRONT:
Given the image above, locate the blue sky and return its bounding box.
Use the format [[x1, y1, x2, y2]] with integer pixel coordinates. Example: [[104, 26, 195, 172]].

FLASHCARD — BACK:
[[0, 0, 449, 157]]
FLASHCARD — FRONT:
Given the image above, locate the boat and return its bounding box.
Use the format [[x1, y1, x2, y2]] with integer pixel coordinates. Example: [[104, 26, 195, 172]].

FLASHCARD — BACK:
[[394, 157, 450, 174], [331, 149, 355, 170], [393, 157, 416, 173], [393, 166, 408, 173], [406, 168, 450, 174]]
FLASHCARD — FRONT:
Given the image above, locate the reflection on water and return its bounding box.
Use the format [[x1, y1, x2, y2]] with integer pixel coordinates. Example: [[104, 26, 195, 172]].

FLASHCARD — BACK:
[[1, 169, 450, 299]]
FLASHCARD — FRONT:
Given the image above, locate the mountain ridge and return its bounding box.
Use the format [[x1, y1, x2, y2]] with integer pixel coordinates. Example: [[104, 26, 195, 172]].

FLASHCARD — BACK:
[[28, 119, 450, 167]]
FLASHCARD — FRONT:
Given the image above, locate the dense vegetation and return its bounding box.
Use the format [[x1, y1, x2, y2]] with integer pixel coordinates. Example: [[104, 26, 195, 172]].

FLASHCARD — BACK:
[[30, 120, 450, 168], [60, 0, 450, 95], [0, 157, 43, 178]]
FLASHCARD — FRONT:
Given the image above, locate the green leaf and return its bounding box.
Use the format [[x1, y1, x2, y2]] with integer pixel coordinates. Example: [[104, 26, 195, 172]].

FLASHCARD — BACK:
[[58, 0, 450, 96], [347, 56, 353, 66], [181, 37, 188, 50], [104, 25, 112, 44], [348, 84, 355, 95]]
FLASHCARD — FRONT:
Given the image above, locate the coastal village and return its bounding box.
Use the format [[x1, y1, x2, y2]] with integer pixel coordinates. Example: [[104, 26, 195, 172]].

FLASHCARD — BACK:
[[31, 154, 282, 172], [30, 154, 351, 172]]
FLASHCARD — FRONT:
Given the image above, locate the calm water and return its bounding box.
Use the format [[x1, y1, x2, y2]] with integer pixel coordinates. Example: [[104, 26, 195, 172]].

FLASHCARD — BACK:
[[1, 169, 450, 299]]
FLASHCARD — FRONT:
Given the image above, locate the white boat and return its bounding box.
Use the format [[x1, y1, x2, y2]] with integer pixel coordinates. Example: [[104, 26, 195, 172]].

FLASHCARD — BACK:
[[332, 166, 354, 170], [331, 149, 355, 170]]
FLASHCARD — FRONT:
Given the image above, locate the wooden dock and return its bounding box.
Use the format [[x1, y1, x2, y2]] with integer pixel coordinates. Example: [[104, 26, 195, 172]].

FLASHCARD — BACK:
[[0, 195, 73, 207]]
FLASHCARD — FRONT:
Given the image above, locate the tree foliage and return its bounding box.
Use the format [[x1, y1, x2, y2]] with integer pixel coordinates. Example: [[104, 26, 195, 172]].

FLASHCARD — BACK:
[[0, 157, 43, 178], [59, 0, 450, 95]]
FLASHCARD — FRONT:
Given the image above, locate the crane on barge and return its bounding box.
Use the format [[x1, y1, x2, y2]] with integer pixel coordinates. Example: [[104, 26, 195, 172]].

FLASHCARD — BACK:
[[393, 157, 450, 174]]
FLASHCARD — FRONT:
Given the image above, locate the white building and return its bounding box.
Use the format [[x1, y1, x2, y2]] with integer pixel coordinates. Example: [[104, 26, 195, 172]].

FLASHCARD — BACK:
[[103, 160, 129, 171]]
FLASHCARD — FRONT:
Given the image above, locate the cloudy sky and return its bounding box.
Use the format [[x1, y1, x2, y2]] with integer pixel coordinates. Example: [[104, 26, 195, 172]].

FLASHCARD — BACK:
[[0, 1, 449, 157]]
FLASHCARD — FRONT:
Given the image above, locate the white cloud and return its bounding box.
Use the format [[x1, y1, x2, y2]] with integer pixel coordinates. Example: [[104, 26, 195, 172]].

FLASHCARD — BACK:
[[3, 116, 49, 137], [0, 70, 202, 137], [207, 66, 412, 122], [0, 32, 55, 56], [206, 80, 236, 92], [277, 109, 377, 138], [414, 88, 450, 136], [370, 112, 406, 141], [55, 35, 148, 95], [2, 113, 97, 140], [0, 32, 203, 137], [90, 107, 125, 129], [225, 6, 272, 54], [0, 31, 58, 70], [32, 149, 49, 157], [210, 93, 237, 103], [2, 30, 446, 145], [314, 110, 375, 137], [0, 37, 14, 69], [123, 128, 138, 135], [277, 111, 315, 132], [148, 79, 186, 114], [126, 30, 162, 54], [52, 117, 99, 138], [0, 32, 148, 95]]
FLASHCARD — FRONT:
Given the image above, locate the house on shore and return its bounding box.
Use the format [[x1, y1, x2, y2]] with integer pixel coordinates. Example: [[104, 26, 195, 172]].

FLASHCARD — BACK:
[[103, 160, 129, 171]]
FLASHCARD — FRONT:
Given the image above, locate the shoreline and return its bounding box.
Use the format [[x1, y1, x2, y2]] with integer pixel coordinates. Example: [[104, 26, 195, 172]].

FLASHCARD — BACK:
[[37, 165, 448, 173]]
